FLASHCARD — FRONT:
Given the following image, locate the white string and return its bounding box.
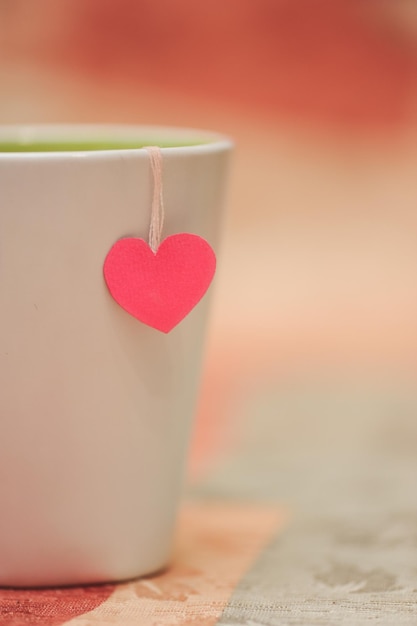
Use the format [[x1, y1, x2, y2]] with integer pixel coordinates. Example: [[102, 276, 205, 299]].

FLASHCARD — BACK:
[[145, 146, 165, 252]]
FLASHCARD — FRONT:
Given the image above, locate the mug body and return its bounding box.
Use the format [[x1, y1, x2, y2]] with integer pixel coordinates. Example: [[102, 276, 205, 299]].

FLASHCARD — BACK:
[[0, 125, 232, 586]]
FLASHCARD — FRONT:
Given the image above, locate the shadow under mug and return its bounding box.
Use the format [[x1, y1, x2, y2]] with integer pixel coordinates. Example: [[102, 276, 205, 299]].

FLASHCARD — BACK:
[[0, 124, 232, 587]]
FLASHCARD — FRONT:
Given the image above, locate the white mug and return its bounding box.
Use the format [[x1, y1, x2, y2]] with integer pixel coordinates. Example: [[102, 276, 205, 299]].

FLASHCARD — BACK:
[[0, 125, 232, 587]]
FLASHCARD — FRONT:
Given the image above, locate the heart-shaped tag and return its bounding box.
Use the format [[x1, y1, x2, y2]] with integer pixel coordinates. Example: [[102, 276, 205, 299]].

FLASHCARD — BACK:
[[103, 234, 216, 333]]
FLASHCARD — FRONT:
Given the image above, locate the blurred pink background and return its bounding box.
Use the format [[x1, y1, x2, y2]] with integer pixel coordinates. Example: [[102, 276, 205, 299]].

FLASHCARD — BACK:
[[1, 0, 417, 478]]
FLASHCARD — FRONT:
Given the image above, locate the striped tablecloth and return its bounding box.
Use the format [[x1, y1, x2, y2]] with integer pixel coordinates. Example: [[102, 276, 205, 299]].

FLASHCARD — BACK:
[[1, 379, 416, 625]]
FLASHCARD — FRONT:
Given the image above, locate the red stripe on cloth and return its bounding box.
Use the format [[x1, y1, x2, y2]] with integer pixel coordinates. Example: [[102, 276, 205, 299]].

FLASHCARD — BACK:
[[0, 584, 114, 626]]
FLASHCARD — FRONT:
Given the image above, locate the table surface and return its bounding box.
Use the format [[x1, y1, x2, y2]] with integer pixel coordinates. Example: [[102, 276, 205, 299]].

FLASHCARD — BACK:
[[1, 380, 416, 625]]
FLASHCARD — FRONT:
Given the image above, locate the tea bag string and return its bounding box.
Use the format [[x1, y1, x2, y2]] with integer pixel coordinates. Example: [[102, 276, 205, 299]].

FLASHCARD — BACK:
[[145, 146, 165, 252]]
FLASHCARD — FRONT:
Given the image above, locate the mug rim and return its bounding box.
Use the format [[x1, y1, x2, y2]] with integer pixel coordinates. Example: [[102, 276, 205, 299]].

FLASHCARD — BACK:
[[0, 124, 233, 160]]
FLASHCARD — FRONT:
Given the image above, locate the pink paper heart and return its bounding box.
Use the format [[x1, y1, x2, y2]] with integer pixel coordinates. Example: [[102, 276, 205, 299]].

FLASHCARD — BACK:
[[103, 234, 216, 333]]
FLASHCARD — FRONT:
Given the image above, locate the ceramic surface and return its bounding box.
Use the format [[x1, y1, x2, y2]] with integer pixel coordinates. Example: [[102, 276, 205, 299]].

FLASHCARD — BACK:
[[0, 124, 232, 586]]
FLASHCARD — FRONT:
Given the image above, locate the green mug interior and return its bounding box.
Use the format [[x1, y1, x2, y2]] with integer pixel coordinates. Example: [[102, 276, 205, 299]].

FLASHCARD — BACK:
[[0, 138, 204, 152]]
